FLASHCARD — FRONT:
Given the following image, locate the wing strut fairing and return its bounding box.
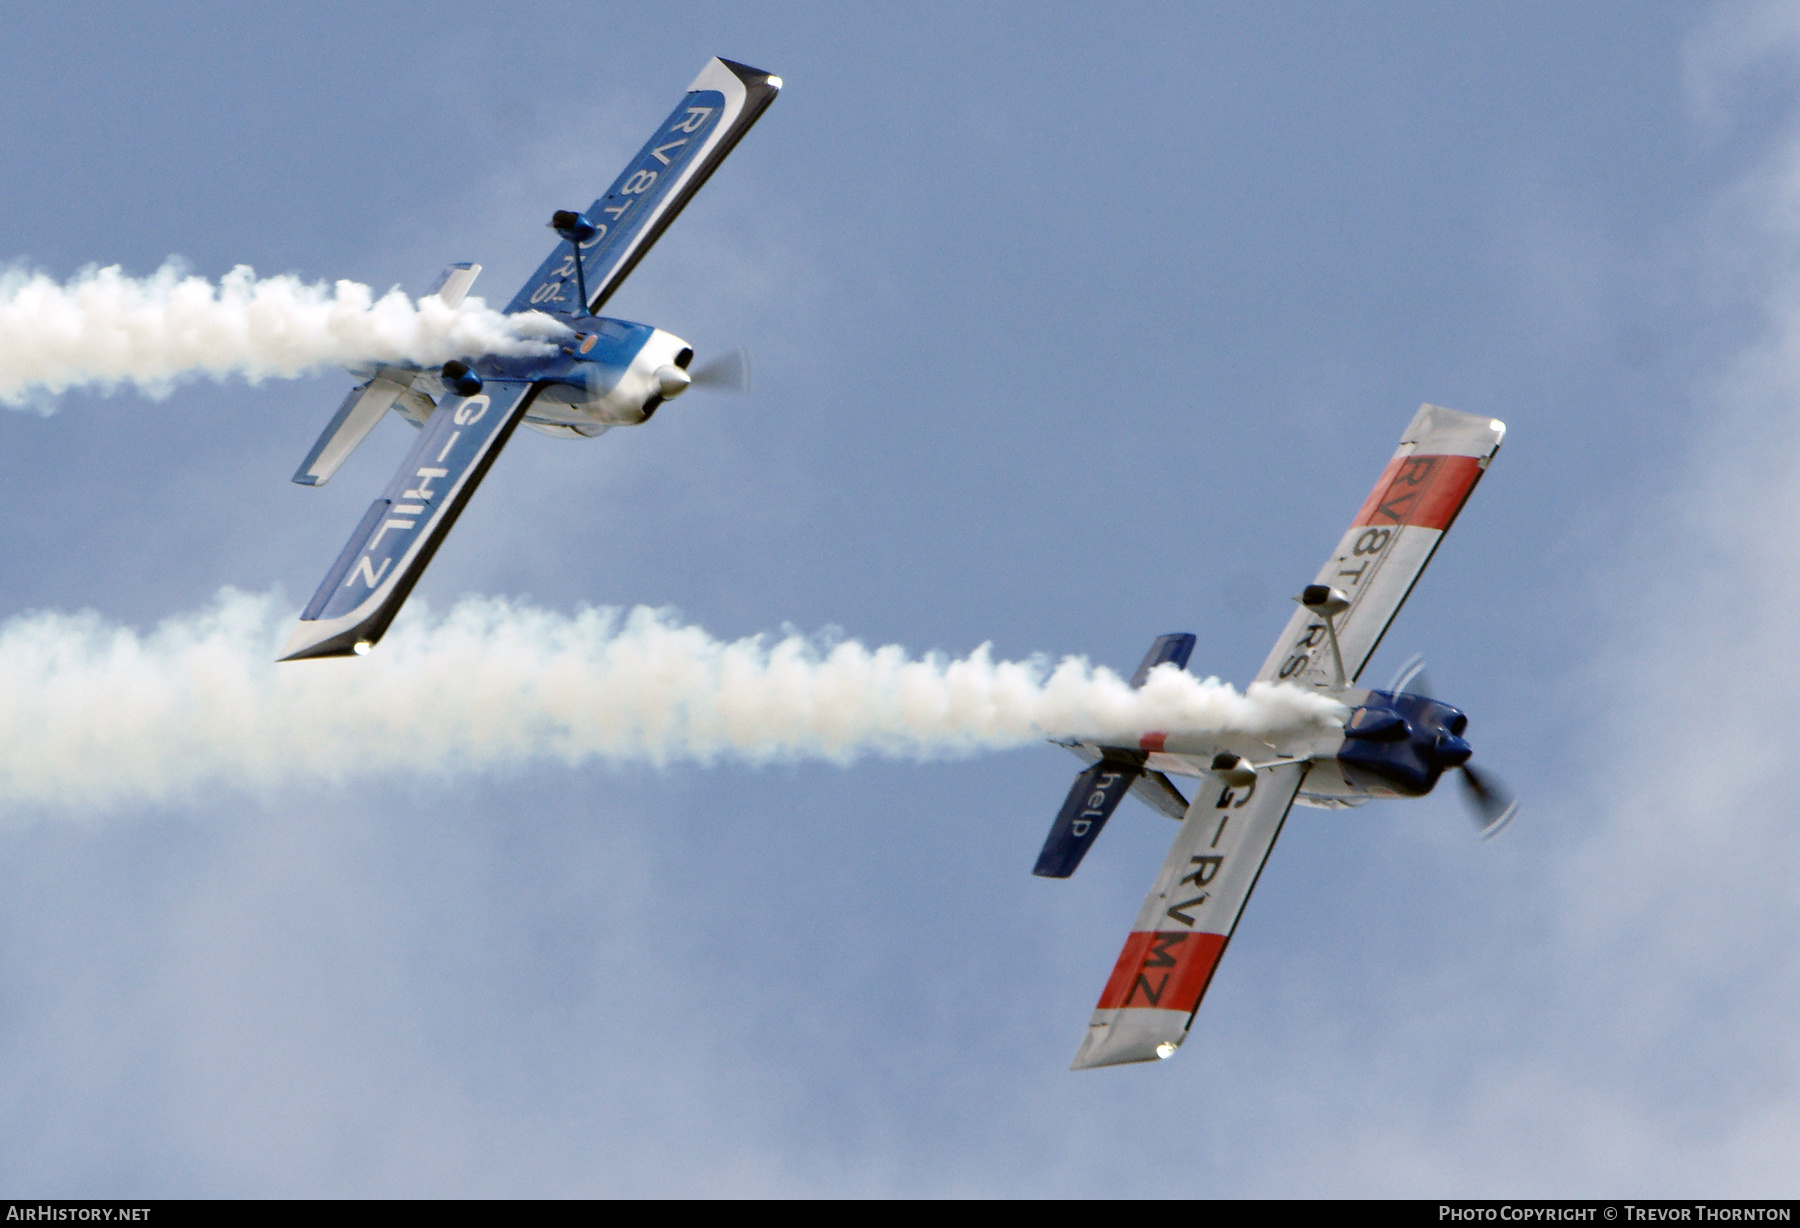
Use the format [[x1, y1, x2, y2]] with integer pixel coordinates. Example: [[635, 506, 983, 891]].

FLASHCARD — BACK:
[[1067, 405, 1505, 1068]]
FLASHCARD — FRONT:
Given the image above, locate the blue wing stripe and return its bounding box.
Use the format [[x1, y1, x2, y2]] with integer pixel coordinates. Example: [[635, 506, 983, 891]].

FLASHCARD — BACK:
[[506, 58, 780, 316], [279, 378, 538, 660], [502, 88, 723, 317], [301, 498, 391, 621]]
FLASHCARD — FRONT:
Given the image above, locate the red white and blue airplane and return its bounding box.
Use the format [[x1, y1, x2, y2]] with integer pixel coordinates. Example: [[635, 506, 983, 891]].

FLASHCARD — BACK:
[[1038, 404, 1514, 1069], [280, 58, 779, 661]]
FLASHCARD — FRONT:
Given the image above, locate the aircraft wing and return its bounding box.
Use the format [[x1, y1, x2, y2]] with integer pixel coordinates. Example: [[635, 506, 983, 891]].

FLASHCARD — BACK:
[[1255, 404, 1504, 688], [506, 58, 781, 317], [279, 379, 539, 660], [1071, 762, 1308, 1069]]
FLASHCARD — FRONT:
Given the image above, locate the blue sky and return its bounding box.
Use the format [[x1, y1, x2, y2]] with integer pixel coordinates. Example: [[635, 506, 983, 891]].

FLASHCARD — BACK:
[[3, 0, 1798, 1196]]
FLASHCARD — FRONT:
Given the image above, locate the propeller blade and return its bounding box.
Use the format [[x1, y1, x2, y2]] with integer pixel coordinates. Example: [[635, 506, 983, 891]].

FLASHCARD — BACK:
[[689, 347, 753, 393], [1388, 652, 1432, 697], [1458, 763, 1518, 840]]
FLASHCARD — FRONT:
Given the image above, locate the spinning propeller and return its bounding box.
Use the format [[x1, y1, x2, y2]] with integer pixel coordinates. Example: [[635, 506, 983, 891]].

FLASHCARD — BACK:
[[686, 346, 753, 394], [649, 347, 752, 405], [1388, 654, 1519, 840]]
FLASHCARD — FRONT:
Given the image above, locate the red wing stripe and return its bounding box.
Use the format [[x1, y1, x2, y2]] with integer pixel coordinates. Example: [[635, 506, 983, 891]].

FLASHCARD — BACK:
[[1095, 930, 1227, 1013], [1139, 732, 1167, 753], [1352, 454, 1483, 530]]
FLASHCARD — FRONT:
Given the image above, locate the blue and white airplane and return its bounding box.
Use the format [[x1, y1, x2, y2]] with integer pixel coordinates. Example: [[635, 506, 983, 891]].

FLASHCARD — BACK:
[[1035, 404, 1518, 1069], [280, 57, 779, 661]]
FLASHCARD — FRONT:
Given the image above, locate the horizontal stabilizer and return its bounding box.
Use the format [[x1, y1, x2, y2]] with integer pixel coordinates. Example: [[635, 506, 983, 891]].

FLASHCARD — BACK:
[[1034, 759, 1142, 878], [292, 377, 406, 486], [1037, 632, 1200, 878], [1060, 743, 1189, 821], [1130, 769, 1190, 821]]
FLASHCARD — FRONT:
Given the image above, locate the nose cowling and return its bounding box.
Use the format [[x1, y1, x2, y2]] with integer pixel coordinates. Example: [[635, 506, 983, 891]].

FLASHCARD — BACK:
[[1336, 691, 1473, 796], [1428, 732, 1473, 769], [1344, 707, 1409, 742]]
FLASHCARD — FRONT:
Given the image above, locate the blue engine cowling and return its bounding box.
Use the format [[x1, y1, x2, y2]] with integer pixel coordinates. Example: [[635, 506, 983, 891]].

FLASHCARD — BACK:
[[1337, 690, 1472, 797]]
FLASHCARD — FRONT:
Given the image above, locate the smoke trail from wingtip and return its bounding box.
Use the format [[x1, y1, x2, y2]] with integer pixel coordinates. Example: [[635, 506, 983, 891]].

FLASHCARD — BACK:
[[0, 590, 1345, 813], [0, 261, 568, 406]]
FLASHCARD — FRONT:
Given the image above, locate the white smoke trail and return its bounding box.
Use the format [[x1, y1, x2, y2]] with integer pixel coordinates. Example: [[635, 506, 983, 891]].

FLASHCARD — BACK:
[[0, 590, 1345, 812], [0, 261, 569, 406]]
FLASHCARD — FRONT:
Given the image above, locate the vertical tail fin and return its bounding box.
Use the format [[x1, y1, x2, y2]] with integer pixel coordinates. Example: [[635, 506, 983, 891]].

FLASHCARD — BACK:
[[423, 262, 480, 308], [1129, 633, 1196, 686], [1032, 633, 1197, 878]]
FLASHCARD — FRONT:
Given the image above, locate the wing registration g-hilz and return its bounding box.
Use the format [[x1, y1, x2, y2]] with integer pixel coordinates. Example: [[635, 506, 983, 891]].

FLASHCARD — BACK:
[[1038, 404, 1515, 1070], [279, 58, 779, 661]]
